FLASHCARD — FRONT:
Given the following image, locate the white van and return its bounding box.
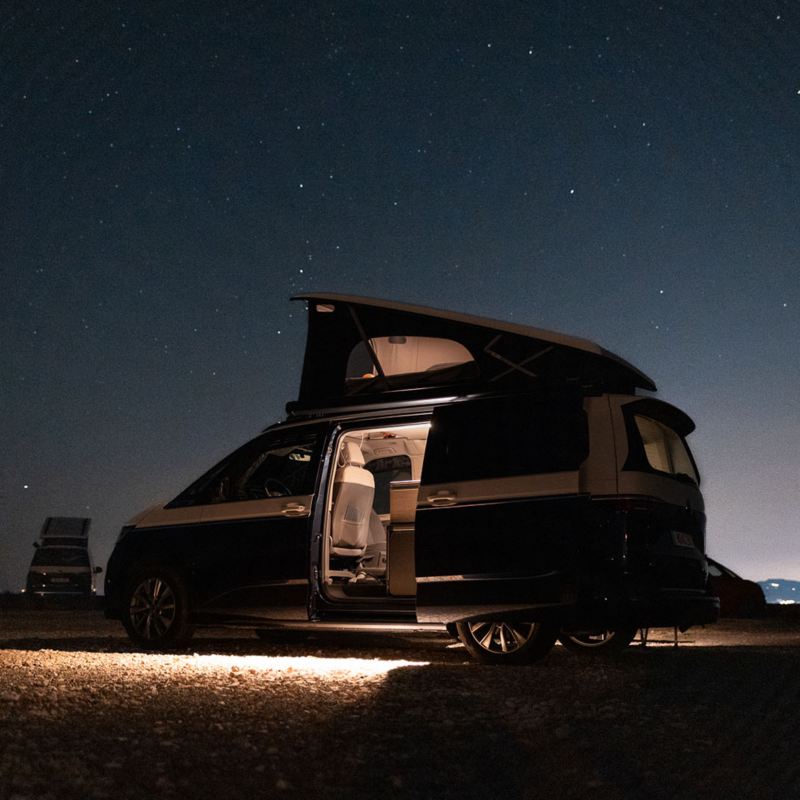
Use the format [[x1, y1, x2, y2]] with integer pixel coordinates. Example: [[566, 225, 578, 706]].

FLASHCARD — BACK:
[[26, 517, 101, 597]]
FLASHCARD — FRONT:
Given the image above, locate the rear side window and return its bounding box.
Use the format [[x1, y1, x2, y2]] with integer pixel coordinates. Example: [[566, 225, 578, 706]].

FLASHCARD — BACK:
[[169, 429, 324, 507], [633, 415, 699, 485], [422, 393, 588, 485]]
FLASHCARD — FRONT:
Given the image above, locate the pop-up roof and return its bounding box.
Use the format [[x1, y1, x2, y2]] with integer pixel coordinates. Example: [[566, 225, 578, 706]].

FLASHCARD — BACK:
[[289, 293, 655, 410]]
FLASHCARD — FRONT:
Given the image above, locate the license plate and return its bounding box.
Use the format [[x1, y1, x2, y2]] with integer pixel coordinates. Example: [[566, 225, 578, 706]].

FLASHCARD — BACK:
[[50, 577, 70, 583], [672, 531, 695, 548]]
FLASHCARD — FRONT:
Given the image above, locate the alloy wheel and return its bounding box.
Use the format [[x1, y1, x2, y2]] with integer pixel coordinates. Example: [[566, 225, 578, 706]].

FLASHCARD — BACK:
[[128, 577, 177, 640], [466, 620, 537, 654], [566, 630, 617, 648]]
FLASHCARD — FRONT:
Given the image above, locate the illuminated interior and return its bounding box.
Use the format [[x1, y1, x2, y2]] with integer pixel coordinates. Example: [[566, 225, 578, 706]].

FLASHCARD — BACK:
[[322, 422, 431, 599], [346, 336, 474, 380]]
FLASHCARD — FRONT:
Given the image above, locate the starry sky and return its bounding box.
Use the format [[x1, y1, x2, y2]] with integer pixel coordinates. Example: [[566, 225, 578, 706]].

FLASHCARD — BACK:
[[2, 1, 798, 592]]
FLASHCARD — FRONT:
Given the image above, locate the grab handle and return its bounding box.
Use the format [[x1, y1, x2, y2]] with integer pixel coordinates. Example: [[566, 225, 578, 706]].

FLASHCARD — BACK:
[[426, 492, 457, 507]]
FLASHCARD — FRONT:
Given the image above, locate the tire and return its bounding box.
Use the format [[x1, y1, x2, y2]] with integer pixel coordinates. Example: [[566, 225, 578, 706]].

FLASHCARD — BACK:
[[456, 620, 558, 664], [121, 567, 194, 650], [558, 625, 638, 655]]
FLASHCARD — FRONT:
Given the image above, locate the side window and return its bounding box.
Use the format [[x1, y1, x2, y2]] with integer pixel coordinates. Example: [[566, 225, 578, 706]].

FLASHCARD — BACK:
[[632, 415, 699, 485], [422, 394, 588, 485], [364, 455, 413, 514], [169, 430, 323, 507]]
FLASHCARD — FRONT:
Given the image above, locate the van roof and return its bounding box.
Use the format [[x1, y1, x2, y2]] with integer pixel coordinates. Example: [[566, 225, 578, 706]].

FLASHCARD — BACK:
[[289, 293, 656, 410]]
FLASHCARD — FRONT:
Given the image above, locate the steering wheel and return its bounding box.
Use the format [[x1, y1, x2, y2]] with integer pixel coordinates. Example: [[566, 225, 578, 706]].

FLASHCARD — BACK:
[[264, 478, 291, 498]]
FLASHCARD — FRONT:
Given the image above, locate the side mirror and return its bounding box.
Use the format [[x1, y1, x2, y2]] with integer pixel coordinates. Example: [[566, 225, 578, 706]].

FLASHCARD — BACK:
[[94, 566, 103, 574]]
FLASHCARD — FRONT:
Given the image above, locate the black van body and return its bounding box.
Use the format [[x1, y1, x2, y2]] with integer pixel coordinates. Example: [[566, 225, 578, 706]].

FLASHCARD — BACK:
[[105, 294, 718, 662]]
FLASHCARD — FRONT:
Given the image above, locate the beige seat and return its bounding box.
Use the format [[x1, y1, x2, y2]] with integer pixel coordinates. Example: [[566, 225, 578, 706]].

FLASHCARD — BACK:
[[330, 442, 375, 558], [360, 510, 387, 576]]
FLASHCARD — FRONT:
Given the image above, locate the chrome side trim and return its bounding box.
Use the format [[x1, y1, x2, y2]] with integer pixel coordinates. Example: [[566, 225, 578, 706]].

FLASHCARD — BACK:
[[135, 495, 315, 528], [136, 505, 205, 528], [202, 495, 314, 523], [417, 472, 580, 508]]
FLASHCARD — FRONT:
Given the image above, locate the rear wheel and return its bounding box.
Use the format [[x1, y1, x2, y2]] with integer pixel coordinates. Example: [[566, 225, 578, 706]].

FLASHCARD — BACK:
[[558, 626, 638, 655], [122, 568, 193, 650], [456, 620, 558, 664]]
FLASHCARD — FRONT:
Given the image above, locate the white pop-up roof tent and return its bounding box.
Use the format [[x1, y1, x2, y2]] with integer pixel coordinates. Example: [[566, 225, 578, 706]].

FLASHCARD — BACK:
[[288, 294, 656, 412], [38, 517, 91, 547]]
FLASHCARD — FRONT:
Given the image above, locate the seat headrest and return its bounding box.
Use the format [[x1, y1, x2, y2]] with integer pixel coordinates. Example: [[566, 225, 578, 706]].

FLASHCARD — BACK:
[[340, 441, 366, 468]]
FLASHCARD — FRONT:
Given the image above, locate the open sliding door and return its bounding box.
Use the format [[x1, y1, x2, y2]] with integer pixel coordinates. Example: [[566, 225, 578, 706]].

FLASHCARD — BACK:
[[414, 392, 590, 623]]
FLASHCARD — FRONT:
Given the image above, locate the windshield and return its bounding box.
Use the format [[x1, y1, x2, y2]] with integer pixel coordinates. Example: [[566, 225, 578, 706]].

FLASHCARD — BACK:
[[31, 547, 90, 567], [634, 415, 699, 485]]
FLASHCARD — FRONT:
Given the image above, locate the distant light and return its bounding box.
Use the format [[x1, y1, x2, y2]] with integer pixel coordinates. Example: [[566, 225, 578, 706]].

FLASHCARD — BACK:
[[23, 484, 29, 490], [770, 582, 780, 587], [777, 599, 796, 605]]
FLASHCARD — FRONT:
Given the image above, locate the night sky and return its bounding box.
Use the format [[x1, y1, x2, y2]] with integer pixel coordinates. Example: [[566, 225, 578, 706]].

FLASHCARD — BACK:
[[2, 2, 798, 592]]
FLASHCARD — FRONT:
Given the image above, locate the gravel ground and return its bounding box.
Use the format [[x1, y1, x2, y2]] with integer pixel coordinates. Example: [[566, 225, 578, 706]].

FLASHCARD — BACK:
[[1, 610, 799, 799]]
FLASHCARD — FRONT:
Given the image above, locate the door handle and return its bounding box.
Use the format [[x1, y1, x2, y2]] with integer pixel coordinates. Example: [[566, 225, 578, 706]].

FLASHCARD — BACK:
[[281, 503, 307, 516], [426, 492, 457, 507]]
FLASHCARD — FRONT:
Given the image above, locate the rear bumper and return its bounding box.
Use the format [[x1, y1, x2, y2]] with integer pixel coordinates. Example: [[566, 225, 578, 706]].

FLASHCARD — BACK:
[[566, 589, 720, 630]]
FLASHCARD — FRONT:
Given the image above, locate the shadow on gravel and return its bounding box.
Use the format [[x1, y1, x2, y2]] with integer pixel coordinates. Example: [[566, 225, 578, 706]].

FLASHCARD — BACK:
[[312, 646, 800, 800]]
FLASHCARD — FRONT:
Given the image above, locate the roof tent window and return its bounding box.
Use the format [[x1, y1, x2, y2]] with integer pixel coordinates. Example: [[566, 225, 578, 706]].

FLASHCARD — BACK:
[[346, 336, 475, 388]]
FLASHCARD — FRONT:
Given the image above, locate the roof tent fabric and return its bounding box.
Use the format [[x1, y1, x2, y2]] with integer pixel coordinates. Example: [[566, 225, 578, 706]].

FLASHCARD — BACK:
[[291, 294, 655, 409], [40, 517, 91, 540]]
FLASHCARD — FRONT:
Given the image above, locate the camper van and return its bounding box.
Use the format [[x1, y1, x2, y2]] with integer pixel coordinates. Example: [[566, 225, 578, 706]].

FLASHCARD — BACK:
[[26, 517, 102, 597], [105, 295, 718, 663]]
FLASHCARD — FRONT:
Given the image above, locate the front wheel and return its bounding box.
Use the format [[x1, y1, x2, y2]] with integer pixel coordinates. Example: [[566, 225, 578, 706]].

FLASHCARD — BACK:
[[121, 568, 194, 650], [558, 625, 638, 655], [456, 620, 558, 664]]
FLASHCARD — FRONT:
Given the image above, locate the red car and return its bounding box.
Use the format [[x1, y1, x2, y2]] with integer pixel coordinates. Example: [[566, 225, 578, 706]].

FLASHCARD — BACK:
[[706, 558, 766, 617]]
